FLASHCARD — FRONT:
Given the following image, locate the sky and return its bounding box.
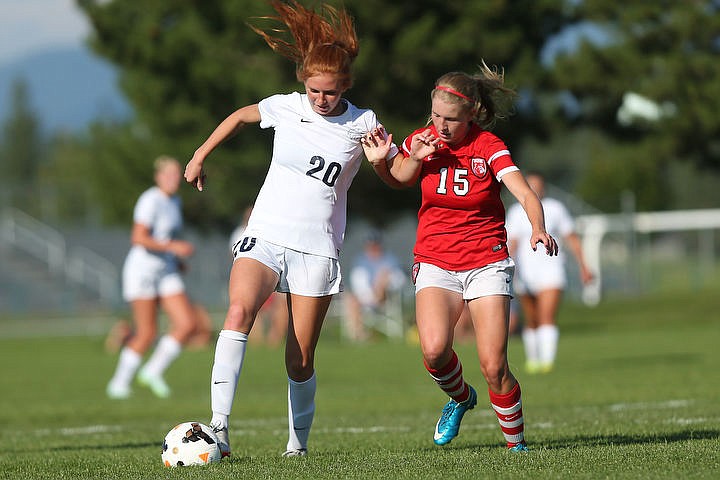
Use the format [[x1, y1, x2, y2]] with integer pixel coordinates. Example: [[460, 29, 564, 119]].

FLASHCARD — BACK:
[[0, 0, 91, 66]]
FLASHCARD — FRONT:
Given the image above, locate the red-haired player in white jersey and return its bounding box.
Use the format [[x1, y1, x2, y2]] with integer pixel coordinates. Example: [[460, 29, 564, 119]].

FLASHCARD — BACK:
[[184, 1, 397, 458], [363, 63, 558, 452]]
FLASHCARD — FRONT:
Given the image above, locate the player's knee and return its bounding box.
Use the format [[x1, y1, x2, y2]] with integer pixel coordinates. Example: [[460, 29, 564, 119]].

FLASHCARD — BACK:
[[172, 318, 197, 342], [422, 346, 452, 370], [480, 361, 507, 390], [127, 332, 154, 353], [224, 303, 255, 332], [133, 324, 157, 346], [286, 355, 314, 381]]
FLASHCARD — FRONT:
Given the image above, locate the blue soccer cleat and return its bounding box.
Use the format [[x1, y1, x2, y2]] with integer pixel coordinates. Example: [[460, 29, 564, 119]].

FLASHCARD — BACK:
[[508, 442, 529, 453], [433, 386, 477, 445]]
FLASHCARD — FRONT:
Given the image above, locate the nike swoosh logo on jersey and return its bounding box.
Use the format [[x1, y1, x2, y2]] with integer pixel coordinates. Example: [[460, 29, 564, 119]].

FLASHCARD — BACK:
[[213, 381, 229, 384], [300, 118, 313, 123]]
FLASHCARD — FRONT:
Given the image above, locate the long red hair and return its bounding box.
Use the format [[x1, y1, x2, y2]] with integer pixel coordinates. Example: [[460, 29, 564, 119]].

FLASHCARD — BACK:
[[249, 0, 359, 89]]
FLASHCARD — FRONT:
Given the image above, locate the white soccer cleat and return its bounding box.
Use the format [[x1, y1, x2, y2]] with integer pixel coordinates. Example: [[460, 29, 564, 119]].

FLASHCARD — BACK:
[[282, 448, 307, 457], [106, 382, 131, 400], [210, 422, 231, 458], [137, 369, 171, 398]]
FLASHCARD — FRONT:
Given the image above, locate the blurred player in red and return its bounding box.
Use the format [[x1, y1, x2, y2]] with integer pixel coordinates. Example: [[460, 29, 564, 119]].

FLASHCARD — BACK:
[[362, 63, 557, 452], [184, 0, 398, 458]]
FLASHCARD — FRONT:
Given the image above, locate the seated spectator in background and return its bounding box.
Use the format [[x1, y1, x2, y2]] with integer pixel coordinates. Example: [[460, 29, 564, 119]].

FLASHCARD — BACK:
[[344, 230, 406, 341]]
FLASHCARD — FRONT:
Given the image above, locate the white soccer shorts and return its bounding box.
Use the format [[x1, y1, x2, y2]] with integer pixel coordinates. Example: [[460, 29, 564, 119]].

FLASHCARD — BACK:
[[413, 258, 515, 300], [122, 261, 185, 301], [512, 264, 567, 296], [233, 236, 342, 297]]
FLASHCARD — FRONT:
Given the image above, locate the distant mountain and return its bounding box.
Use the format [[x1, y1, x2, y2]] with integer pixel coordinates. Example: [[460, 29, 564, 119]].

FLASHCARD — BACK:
[[0, 47, 131, 134]]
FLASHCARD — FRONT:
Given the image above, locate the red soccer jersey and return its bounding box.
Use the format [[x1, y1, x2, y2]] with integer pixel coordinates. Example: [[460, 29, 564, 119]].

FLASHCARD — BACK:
[[402, 124, 519, 271]]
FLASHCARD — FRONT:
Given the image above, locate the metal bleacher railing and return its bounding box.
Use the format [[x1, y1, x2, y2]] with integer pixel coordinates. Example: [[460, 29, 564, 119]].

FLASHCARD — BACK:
[[0, 207, 120, 306]]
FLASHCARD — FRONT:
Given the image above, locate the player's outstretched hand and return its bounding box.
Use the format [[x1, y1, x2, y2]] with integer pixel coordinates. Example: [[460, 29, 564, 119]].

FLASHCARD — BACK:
[[361, 125, 393, 167], [531, 232, 558, 256], [184, 157, 207, 192], [409, 129, 442, 161]]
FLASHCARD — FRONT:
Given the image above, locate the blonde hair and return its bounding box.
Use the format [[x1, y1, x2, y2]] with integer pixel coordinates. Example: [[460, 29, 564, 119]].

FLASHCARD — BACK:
[[431, 61, 516, 130], [249, 0, 359, 90], [153, 155, 179, 173]]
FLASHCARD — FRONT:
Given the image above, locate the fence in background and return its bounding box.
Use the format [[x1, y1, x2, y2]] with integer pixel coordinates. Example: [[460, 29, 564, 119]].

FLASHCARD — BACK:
[[1, 205, 719, 334], [576, 208, 720, 305], [0, 208, 121, 307]]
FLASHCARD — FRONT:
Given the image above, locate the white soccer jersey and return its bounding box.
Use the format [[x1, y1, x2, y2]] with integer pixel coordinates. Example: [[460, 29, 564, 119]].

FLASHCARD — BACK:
[[244, 92, 396, 259], [506, 197, 574, 286], [125, 186, 183, 269]]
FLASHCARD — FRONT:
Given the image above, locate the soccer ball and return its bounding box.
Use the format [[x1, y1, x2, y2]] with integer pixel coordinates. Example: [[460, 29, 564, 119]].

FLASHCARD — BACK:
[[161, 421, 222, 467]]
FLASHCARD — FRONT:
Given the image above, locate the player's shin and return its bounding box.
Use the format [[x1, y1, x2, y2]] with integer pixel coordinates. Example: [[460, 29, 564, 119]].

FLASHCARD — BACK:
[[489, 382, 525, 448], [287, 373, 316, 452], [210, 330, 248, 423]]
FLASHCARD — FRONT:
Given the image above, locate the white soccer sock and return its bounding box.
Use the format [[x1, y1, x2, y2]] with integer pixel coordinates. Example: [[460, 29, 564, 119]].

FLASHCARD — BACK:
[[521, 328, 540, 364], [140, 335, 181, 378], [287, 373, 316, 451], [108, 346, 142, 389], [210, 329, 248, 429], [537, 324, 559, 365]]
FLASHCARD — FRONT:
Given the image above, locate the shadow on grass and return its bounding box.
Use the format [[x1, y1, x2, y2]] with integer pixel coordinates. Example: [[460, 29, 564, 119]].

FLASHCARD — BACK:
[[536, 428, 718, 450], [30, 430, 718, 457], [414, 428, 719, 453], [45, 441, 159, 453]]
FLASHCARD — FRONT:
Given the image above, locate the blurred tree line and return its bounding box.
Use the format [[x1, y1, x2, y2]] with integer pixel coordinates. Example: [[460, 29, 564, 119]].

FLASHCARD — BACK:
[[1, 0, 719, 230]]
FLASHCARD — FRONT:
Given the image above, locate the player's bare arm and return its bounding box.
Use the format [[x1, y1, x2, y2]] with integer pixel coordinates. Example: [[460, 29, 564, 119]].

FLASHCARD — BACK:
[[392, 129, 440, 186], [130, 223, 194, 257], [566, 232, 594, 283], [185, 104, 261, 191]]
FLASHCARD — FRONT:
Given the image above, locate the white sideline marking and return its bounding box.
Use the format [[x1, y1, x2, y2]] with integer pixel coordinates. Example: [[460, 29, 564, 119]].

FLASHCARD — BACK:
[[30, 399, 708, 439], [270, 425, 411, 437], [318, 425, 411, 434], [34, 425, 124, 436], [609, 399, 691, 412], [664, 417, 710, 426]]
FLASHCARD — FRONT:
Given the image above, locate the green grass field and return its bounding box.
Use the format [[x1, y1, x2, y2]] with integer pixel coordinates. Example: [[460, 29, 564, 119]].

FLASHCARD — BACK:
[[1, 290, 718, 479]]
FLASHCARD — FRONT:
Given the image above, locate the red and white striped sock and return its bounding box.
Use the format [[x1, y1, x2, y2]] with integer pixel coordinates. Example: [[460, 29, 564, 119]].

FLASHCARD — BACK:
[[424, 351, 471, 403], [489, 382, 525, 447]]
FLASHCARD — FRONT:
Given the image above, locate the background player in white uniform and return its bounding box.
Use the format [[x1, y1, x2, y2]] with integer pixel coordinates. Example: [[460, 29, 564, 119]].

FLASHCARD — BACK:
[[184, 1, 397, 458], [106, 156, 198, 399], [506, 172, 594, 373]]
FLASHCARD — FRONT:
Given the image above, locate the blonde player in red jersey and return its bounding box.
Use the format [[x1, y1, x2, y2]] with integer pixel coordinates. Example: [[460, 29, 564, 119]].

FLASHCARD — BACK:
[[184, 1, 397, 458], [362, 63, 558, 452]]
